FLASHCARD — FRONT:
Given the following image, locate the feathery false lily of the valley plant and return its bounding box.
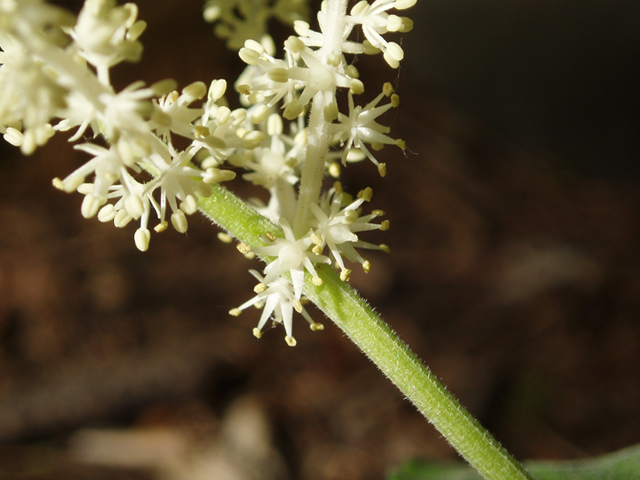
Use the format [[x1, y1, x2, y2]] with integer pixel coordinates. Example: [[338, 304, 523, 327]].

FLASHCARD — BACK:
[[0, 1, 534, 479]]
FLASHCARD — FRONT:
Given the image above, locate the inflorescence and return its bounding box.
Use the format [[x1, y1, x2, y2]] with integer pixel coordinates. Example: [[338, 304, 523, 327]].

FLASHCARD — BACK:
[[0, 0, 414, 345]]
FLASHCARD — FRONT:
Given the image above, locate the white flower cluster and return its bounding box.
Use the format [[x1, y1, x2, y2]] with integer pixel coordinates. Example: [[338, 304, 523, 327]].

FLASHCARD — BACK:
[[0, 0, 240, 252], [203, 0, 309, 51], [0, 0, 414, 345]]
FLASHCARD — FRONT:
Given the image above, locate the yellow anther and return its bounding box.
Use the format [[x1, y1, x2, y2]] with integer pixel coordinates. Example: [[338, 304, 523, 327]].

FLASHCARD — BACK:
[[362, 260, 371, 273], [400, 17, 414, 33], [218, 232, 233, 243], [310, 323, 324, 331], [285, 335, 297, 347], [242, 130, 266, 149], [379, 243, 391, 253], [382, 82, 394, 97], [237, 84, 251, 95], [237, 242, 251, 254], [193, 125, 211, 138], [329, 162, 341, 178], [324, 103, 339, 122], [167, 91, 179, 103], [154, 221, 168, 233], [52, 178, 65, 191], [293, 300, 303, 313], [380, 220, 390, 231], [350, 79, 365, 95], [229, 308, 242, 317], [372, 209, 385, 216], [397, 138, 406, 150], [358, 187, 373, 202], [345, 211, 358, 224], [312, 276, 323, 286], [151, 79, 177, 96], [311, 232, 323, 245], [333, 181, 343, 193], [391, 94, 400, 108], [253, 328, 262, 339], [254, 282, 267, 293], [327, 52, 341, 66], [313, 245, 324, 255], [171, 210, 188, 233], [378, 163, 387, 177], [340, 268, 351, 282], [267, 67, 289, 83], [284, 35, 305, 53], [345, 65, 359, 78], [395, 0, 417, 10], [265, 232, 277, 242]]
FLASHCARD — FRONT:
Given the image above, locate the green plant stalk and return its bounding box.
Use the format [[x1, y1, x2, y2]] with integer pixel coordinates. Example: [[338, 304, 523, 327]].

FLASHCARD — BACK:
[[198, 184, 534, 480], [304, 265, 535, 480]]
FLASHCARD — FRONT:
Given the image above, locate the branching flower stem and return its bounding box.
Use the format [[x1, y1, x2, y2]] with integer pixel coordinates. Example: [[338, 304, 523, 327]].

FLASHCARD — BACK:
[[197, 185, 534, 480], [292, 0, 349, 238]]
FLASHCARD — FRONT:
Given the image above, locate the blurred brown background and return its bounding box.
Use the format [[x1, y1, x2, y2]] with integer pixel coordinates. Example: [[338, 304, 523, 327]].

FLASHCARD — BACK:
[[0, 1, 639, 479]]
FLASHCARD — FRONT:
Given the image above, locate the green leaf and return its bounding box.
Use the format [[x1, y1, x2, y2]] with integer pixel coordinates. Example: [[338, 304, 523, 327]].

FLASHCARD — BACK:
[[389, 443, 640, 480]]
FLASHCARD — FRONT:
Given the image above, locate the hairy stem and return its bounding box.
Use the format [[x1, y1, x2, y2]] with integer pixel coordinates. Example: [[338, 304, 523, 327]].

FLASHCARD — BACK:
[[305, 265, 535, 480], [197, 185, 533, 480]]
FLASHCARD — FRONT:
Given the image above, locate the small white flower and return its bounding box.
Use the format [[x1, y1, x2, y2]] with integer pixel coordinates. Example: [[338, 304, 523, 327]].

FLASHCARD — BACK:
[[238, 38, 359, 120], [283, 46, 355, 119], [53, 142, 128, 196], [56, 142, 235, 249], [150, 81, 206, 145], [0, 36, 65, 153], [238, 39, 297, 112], [229, 270, 323, 347], [241, 113, 301, 189], [54, 89, 100, 141], [254, 218, 329, 300], [330, 84, 403, 176], [68, 0, 146, 84], [310, 185, 389, 280], [98, 80, 156, 142], [293, 15, 364, 55], [203, 0, 308, 52], [348, 0, 415, 68], [136, 146, 235, 239]]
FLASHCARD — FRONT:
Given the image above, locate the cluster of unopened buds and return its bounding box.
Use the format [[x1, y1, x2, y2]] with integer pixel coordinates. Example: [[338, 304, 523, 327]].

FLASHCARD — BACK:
[[0, 0, 414, 345]]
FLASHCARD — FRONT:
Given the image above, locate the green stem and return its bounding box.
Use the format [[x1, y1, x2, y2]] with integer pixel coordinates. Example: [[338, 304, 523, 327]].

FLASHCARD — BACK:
[[304, 265, 535, 480], [197, 185, 534, 480], [198, 184, 282, 246]]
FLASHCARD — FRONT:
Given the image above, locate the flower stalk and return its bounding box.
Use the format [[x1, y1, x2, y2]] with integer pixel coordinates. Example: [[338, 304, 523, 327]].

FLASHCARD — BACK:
[[292, 0, 347, 238], [197, 183, 534, 480], [292, 91, 330, 238]]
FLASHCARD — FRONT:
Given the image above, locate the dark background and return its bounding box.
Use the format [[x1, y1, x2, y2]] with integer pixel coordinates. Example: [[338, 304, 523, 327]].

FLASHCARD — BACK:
[[1, 1, 639, 479]]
